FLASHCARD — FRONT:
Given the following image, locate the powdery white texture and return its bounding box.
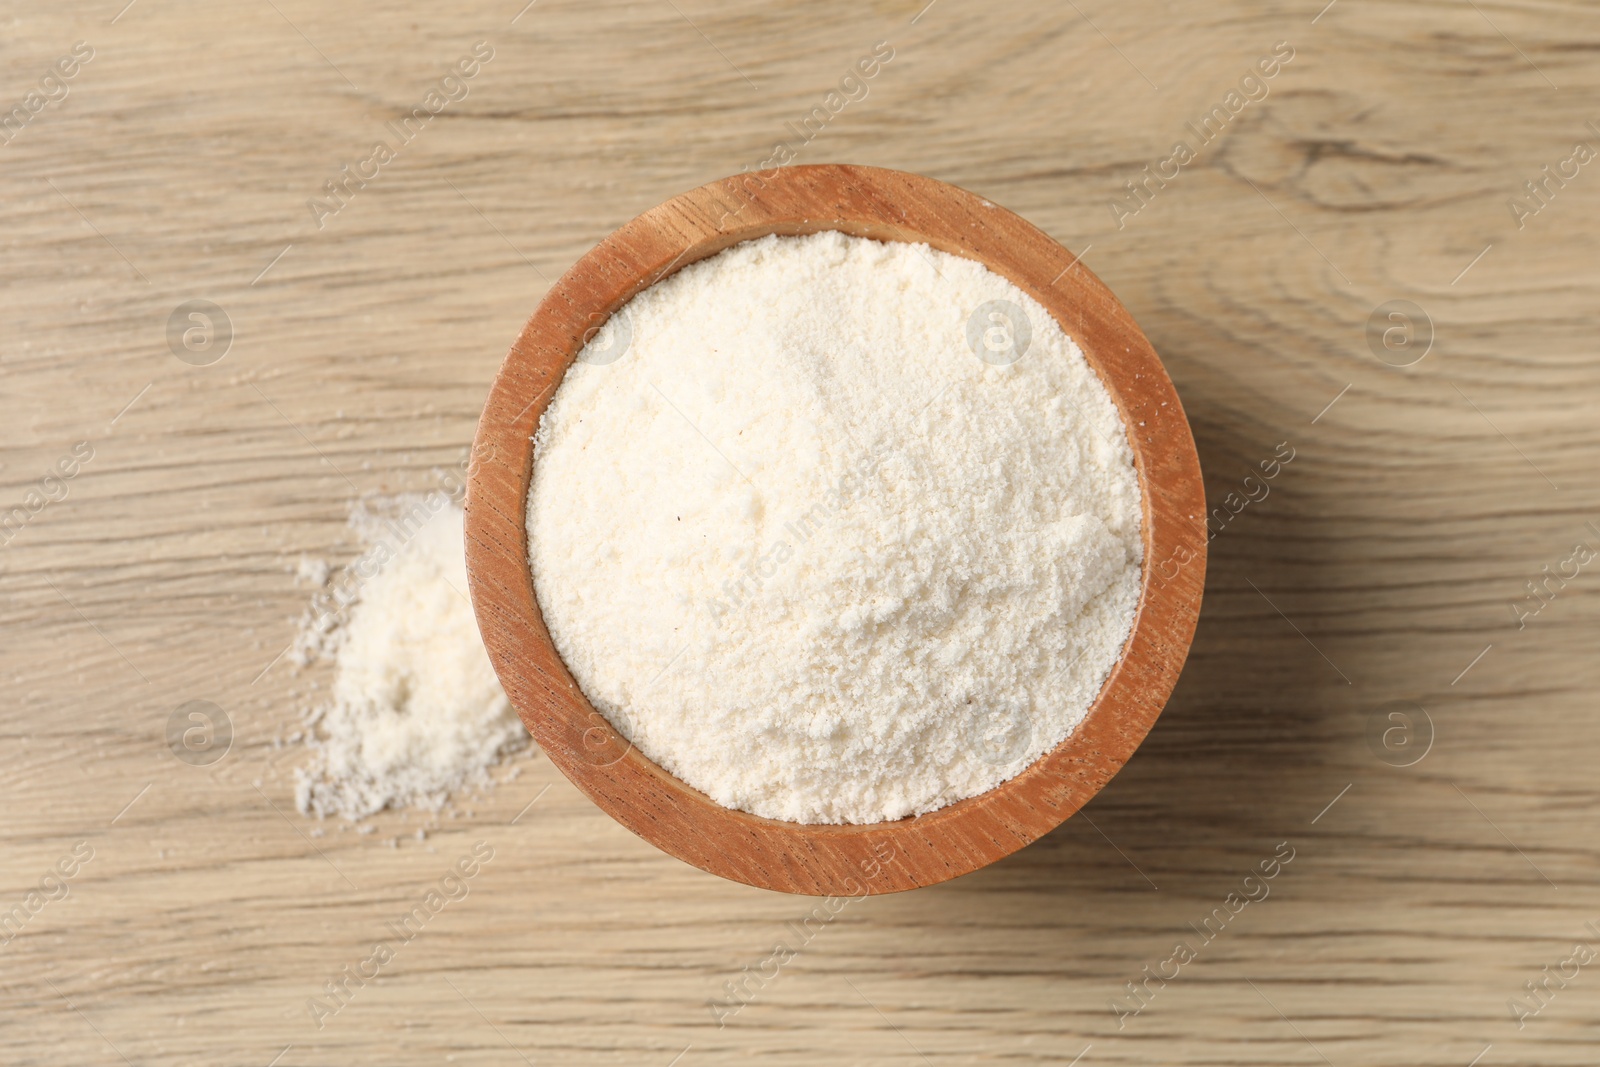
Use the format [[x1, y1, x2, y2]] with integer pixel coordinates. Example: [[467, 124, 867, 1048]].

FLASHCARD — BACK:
[[528, 231, 1142, 825], [296, 499, 526, 819]]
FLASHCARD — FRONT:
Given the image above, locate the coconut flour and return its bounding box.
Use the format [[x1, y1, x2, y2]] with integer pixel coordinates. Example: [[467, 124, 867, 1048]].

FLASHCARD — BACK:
[[528, 231, 1142, 824], [295, 497, 526, 820]]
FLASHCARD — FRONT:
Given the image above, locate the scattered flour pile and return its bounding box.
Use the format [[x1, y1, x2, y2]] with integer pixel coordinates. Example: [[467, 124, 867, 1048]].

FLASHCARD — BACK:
[[528, 231, 1142, 825], [295, 497, 527, 820]]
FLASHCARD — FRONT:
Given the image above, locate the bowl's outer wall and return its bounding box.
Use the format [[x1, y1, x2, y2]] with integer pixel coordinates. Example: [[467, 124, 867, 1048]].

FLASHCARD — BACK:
[[464, 164, 1206, 895]]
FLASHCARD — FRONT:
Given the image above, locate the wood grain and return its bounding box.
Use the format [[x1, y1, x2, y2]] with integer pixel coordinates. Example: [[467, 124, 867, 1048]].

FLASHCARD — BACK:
[[466, 163, 1205, 894], [2, 0, 1598, 1064]]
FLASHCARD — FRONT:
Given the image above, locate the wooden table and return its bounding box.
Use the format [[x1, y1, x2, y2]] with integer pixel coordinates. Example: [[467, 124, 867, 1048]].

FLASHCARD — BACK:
[[2, 2, 1595, 1064]]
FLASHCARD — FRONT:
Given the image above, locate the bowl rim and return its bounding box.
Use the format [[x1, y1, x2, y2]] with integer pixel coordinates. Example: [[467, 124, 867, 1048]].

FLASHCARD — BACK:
[[465, 163, 1206, 895]]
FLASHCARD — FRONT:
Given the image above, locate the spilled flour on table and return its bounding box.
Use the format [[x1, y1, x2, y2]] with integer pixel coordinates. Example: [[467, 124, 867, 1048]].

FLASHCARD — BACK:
[[293, 495, 527, 820]]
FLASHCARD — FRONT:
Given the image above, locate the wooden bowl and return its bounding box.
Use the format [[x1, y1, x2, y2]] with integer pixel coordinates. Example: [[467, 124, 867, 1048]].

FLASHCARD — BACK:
[[465, 164, 1205, 896]]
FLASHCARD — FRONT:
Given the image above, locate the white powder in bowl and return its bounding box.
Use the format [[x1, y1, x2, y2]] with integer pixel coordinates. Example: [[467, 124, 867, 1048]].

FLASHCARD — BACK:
[[528, 231, 1142, 825], [295, 497, 527, 820]]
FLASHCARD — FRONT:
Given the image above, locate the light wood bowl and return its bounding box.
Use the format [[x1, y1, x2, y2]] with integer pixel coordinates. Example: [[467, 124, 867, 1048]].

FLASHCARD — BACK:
[[465, 164, 1206, 896]]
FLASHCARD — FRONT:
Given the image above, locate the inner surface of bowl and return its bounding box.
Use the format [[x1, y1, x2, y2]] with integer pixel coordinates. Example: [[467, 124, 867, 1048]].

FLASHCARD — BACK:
[[465, 164, 1206, 895], [529, 230, 1145, 826]]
